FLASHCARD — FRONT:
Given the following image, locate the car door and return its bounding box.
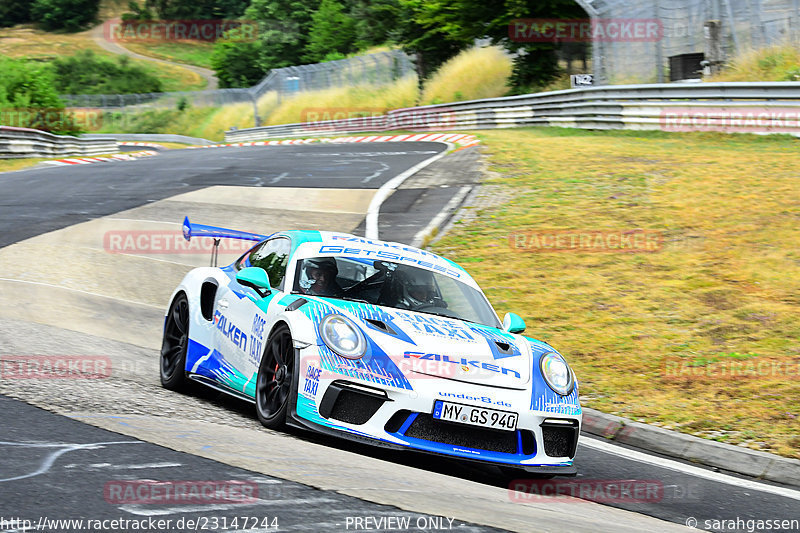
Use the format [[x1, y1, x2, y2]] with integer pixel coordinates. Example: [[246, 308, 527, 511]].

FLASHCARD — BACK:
[[211, 237, 292, 396]]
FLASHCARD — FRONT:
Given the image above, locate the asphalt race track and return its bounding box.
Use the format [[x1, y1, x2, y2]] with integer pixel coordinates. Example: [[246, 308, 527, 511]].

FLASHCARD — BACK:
[[0, 143, 798, 533]]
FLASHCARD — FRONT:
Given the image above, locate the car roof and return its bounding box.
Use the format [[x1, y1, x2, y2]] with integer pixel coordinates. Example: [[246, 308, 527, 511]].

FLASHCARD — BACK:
[[275, 230, 473, 284]]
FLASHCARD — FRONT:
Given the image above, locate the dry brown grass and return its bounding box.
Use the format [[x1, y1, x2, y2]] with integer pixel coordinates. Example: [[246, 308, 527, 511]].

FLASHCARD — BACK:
[[0, 26, 206, 91], [420, 46, 512, 105], [711, 42, 800, 82], [264, 77, 418, 126], [434, 128, 800, 457]]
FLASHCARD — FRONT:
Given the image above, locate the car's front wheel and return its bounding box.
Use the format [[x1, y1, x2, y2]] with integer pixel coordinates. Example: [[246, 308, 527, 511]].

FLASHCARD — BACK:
[[255, 324, 295, 429], [160, 293, 189, 390]]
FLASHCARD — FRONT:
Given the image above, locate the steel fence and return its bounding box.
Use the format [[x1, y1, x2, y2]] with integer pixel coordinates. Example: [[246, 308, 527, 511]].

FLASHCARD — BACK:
[[60, 50, 415, 112]]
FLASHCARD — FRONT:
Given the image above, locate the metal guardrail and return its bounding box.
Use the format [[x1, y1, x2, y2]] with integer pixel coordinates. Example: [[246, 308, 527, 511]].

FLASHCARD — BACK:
[[80, 133, 214, 145], [0, 126, 118, 159], [225, 82, 800, 142]]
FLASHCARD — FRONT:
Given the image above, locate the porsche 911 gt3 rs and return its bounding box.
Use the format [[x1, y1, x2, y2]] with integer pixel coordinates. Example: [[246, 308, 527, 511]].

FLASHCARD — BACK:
[[160, 218, 581, 475]]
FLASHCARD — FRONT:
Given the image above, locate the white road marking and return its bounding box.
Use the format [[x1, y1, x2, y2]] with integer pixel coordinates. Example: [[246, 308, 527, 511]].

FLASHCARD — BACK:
[[118, 498, 338, 516], [106, 218, 181, 225], [0, 278, 162, 309], [74, 462, 183, 470], [580, 436, 800, 501], [0, 441, 143, 482], [365, 143, 453, 240]]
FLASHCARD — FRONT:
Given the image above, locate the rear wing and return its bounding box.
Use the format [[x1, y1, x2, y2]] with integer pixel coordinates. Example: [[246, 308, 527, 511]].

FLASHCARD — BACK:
[[182, 216, 272, 266], [182, 216, 268, 243]]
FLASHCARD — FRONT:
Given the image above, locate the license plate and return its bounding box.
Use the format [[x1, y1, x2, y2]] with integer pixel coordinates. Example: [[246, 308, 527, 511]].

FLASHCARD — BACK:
[[432, 400, 518, 431]]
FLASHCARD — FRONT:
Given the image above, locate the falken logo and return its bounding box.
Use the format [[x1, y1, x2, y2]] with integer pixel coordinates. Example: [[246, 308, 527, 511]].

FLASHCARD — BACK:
[[403, 351, 521, 379], [214, 311, 247, 351]]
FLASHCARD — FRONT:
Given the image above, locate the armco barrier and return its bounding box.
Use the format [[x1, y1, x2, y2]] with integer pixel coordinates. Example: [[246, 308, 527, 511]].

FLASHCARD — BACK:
[[80, 133, 213, 145], [0, 126, 117, 159], [225, 82, 800, 142]]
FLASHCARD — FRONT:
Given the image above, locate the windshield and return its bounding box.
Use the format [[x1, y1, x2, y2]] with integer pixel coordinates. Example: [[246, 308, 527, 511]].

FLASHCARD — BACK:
[[292, 256, 501, 328]]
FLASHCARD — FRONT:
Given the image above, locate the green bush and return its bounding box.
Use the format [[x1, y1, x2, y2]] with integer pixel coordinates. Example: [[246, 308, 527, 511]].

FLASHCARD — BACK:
[[31, 0, 101, 32], [50, 50, 163, 95], [211, 35, 266, 88], [0, 57, 82, 135]]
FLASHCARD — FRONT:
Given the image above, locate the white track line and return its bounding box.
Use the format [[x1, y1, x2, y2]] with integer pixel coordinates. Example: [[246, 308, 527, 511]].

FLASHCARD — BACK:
[[365, 142, 453, 240], [580, 436, 800, 501], [0, 278, 162, 309]]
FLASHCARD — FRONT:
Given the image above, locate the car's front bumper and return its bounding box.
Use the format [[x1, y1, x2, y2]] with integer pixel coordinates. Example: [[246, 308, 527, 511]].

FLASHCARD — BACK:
[[294, 348, 582, 474]]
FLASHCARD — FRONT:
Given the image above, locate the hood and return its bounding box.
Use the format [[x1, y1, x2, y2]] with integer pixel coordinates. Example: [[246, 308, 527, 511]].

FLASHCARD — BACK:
[[329, 301, 533, 390]]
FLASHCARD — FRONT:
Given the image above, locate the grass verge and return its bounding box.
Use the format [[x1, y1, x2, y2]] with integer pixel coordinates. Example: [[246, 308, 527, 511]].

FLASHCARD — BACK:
[[0, 158, 49, 173], [433, 128, 800, 458], [0, 25, 206, 91], [119, 40, 215, 69]]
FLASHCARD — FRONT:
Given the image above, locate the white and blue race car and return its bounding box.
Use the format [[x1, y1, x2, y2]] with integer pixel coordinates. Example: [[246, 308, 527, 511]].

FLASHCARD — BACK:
[[161, 218, 581, 475]]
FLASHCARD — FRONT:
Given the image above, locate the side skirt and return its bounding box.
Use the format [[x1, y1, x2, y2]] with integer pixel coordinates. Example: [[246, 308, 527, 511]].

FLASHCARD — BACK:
[[187, 373, 255, 404]]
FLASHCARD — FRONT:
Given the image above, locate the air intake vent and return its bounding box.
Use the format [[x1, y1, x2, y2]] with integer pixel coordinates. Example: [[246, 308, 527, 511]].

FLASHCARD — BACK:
[[494, 341, 513, 354], [319, 381, 388, 425], [364, 319, 397, 336], [540, 419, 579, 458], [404, 414, 519, 454]]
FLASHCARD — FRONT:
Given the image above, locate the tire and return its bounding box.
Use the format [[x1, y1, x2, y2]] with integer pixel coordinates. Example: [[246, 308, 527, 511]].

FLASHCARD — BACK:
[[160, 293, 190, 390], [255, 323, 295, 429]]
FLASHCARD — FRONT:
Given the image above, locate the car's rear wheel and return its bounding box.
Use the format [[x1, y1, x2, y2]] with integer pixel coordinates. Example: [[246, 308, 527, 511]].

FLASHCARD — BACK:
[[160, 293, 189, 390], [255, 324, 295, 429]]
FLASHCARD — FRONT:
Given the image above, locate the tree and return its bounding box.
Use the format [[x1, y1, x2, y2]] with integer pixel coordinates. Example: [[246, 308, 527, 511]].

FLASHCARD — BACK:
[[348, 0, 401, 50], [0, 0, 34, 27], [31, 0, 101, 32], [144, 0, 250, 19], [244, 0, 320, 70], [304, 0, 357, 63], [395, 0, 472, 81], [395, 0, 587, 89], [211, 35, 266, 88]]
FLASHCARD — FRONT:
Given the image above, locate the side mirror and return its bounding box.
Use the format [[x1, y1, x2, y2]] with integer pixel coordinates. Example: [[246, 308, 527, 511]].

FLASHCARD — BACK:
[[503, 312, 526, 334], [236, 267, 272, 296]]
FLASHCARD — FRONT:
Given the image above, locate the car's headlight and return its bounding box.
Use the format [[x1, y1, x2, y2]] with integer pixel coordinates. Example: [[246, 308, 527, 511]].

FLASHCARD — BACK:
[[540, 352, 574, 396], [320, 314, 366, 359]]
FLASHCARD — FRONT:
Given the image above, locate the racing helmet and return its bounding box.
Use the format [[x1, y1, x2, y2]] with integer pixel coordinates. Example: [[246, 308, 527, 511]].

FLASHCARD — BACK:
[[304, 257, 338, 277], [393, 267, 437, 308]]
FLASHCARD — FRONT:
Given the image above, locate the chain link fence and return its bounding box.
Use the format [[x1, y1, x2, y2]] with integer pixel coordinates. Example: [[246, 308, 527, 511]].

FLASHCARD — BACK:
[[60, 50, 415, 114], [575, 0, 800, 84]]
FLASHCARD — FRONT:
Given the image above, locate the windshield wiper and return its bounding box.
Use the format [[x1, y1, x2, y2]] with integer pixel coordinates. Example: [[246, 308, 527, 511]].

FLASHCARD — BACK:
[[330, 295, 371, 304]]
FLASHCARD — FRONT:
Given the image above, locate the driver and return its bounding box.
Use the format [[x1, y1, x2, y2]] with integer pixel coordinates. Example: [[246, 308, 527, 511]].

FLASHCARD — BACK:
[[394, 268, 440, 309], [303, 257, 344, 297]]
